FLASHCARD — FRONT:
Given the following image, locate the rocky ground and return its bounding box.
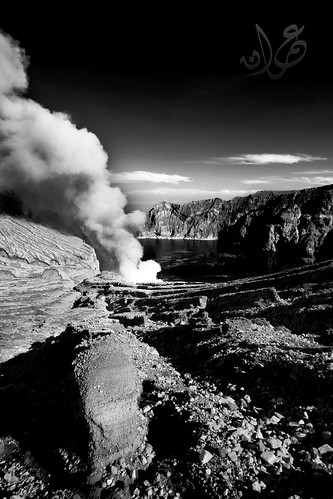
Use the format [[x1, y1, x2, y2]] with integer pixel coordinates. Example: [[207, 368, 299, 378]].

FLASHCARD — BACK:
[[1, 260, 333, 498]]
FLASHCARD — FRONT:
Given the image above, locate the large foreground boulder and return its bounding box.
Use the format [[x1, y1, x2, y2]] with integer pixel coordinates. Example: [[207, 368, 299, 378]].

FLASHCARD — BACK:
[[74, 331, 141, 482], [0, 322, 141, 487]]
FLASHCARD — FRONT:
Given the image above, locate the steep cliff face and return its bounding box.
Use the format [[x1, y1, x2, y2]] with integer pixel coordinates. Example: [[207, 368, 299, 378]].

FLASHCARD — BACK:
[[142, 185, 333, 263], [0, 193, 99, 281], [143, 198, 228, 239], [0, 192, 100, 361]]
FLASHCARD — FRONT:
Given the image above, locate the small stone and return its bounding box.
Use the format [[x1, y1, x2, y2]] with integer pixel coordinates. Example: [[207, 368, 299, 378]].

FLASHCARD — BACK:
[[4, 473, 18, 483], [260, 451, 277, 465], [252, 481, 261, 492], [258, 441, 266, 452], [318, 444, 333, 455], [294, 432, 307, 441], [270, 414, 282, 424], [199, 449, 213, 464], [217, 448, 228, 458], [256, 429, 263, 439], [206, 468, 212, 475], [322, 430, 332, 441], [145, 443, 153, 455], [267, 437, 282, 449], [227, 451, 237, 462]]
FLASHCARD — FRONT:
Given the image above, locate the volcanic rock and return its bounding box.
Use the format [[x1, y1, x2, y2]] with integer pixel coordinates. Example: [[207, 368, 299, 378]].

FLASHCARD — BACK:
[[142, 184, 333, 265], [0, 193, 99, 281], [74, 331, 141, 481], [0, 192, 100, 361]]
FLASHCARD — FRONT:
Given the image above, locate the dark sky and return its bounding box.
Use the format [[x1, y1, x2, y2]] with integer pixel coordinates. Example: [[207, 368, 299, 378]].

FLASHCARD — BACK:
[[2, 5, 333, 210]]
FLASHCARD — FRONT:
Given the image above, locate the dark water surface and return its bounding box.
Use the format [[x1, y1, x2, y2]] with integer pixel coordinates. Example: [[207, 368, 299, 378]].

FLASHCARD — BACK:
[[140, 238, 243, 282]]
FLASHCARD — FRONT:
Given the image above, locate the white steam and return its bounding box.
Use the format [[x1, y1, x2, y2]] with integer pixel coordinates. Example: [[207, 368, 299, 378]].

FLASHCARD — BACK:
[[0, 30, 161, 283]]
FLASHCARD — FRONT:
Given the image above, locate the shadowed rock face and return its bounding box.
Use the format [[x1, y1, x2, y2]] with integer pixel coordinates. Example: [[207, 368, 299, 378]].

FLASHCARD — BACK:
[[142, 184, 333, 265]]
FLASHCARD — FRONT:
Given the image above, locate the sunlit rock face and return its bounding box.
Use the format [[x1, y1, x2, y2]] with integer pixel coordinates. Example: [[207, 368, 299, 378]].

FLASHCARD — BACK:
[[0, 193, 99, 282], [0, 192, 101, 362], [143, 184, 333, 264]]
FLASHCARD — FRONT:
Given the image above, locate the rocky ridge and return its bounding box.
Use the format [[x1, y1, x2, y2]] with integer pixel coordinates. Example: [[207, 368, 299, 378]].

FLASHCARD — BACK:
[[141, 184, 333, 266]]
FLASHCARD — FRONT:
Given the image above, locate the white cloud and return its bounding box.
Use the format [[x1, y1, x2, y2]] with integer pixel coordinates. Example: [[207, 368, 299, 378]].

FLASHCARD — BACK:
[[219, 189, 257, 196], [110, 170, 192, 184], [293, 170, 333, 175], [241, 176, 333, 186], [128, 187, 257, 198], [241, 179, 271, 185], [190, 154, 327, 166], [226, 154, 327, 165], [290, 176, 333, 185]]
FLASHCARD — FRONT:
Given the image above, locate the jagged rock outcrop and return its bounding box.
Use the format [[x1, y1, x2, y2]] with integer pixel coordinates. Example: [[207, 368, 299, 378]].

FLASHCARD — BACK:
[[142, 184, 333, 265], [142, 198, 226, 239]]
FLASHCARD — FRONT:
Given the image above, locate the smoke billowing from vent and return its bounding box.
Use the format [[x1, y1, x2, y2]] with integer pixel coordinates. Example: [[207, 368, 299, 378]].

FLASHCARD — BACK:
[[0, 30, 160, 282]]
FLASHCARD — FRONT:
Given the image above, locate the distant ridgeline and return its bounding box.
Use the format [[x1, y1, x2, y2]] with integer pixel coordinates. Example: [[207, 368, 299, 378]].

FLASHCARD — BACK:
[[141, 184, 333, 266]]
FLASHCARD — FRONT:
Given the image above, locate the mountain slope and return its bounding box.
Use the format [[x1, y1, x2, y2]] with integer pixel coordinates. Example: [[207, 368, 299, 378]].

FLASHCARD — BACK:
[[142, 184, 333, 264]]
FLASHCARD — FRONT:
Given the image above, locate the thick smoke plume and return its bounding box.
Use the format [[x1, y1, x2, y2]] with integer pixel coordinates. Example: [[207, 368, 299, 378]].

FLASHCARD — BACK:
[[0, 31, 161, 282]]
